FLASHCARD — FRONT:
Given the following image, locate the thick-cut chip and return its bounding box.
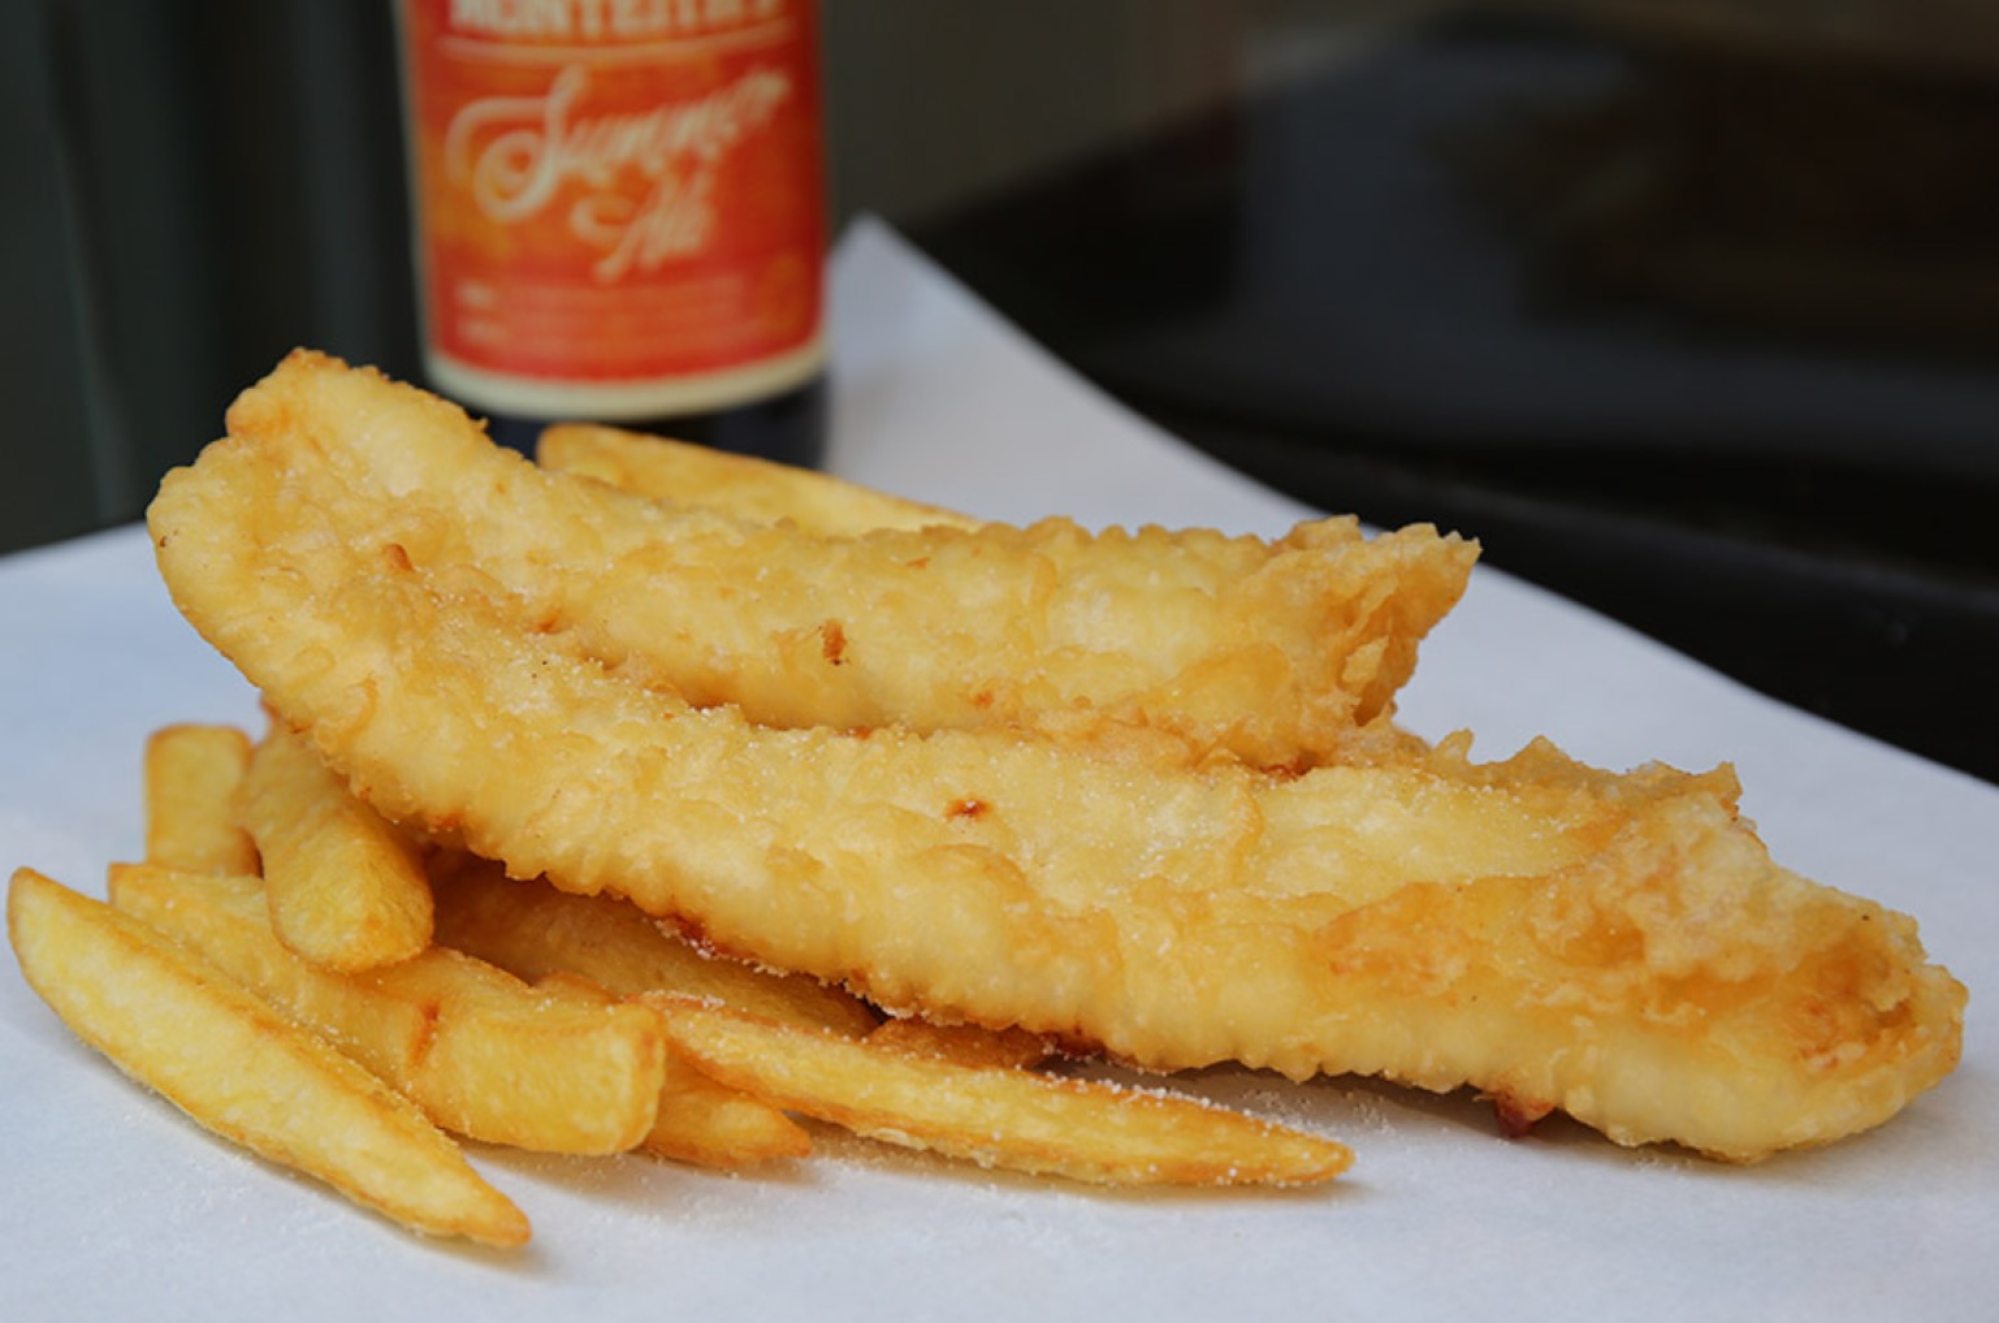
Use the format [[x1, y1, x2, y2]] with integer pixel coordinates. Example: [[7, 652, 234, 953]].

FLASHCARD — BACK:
[[431, 858, 875, 1035], [644, 995, 1351, 1186], [109, 864, 664, 1155], [391, 956, 664, 1155], [539, 424, 980, 535], [868, 1018, 1051, 1071], [641, 1062, 814, 1169], [7, 868, 527, 1246], [430, 860, 835, 1167], [144, 725, 258, 875], [239, 723, 432, 971], [534, 972, 812, 1168], [226, 352, 1476, 766], [109, 865, 429, 1081]]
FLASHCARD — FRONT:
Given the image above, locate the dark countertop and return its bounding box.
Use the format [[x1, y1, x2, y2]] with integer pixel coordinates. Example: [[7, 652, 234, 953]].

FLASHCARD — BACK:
[[914, 16, 1999, 782]]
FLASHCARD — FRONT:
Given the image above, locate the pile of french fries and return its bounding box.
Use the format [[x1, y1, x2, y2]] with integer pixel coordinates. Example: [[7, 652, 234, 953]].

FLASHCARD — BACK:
[[11, 705, 1350, 1247]]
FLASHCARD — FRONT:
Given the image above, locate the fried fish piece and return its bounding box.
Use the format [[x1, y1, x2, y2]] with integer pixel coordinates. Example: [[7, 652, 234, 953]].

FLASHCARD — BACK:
[[228, 351, 1475, 766], [538, 423, 980, 535], [149, 409, 1965, 1161]]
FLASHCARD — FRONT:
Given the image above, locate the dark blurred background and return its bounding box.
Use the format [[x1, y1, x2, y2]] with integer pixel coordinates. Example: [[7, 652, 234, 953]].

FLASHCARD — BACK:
[[5, 1, 1996, 779]]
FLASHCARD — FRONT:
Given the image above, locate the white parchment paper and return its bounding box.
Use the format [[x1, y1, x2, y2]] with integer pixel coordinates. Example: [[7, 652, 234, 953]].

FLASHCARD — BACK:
[[1, 219, 1991, 1322]]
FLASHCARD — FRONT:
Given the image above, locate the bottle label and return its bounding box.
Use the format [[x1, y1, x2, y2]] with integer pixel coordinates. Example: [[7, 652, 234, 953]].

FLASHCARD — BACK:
[[399, 0, 824, 418]]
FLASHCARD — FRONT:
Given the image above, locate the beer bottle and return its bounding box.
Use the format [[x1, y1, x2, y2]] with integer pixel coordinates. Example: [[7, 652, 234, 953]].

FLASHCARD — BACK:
[[396, 0, 826, 464]]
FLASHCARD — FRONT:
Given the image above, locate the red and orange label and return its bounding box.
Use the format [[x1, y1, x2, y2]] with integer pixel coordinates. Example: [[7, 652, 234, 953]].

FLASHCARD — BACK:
[[399, 0, 824, 416]]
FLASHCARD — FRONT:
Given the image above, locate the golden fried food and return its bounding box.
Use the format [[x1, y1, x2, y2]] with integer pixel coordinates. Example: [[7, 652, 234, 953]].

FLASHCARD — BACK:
[[144, 724, 259, 874], [430, 856, 874, 1035], [239, 722, 432, 971], [531, 971, 814, 1169], [110, 865, 666, 1155], [227, 351, 1475, 766], [868, 1017, 1052, 1071], [643, 995, 1351, 1186], [539, 423, 979, 534], [635, 1065, 814, 1170], [430, 859, 835, 1167], [149, 410, 1965, 1161], [9, 868, 528, 1246]]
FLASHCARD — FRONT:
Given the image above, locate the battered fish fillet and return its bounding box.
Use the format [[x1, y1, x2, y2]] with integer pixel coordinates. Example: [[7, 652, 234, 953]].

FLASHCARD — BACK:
[[226, 352, 1475, 767], [149, 417, 1965, 1162], [538, 423, 981, 535]]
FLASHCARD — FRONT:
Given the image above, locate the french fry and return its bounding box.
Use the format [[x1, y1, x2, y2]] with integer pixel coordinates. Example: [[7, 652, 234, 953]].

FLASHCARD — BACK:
[[538, 424, 979, 535], [389, 954, 666, 1156], [642, 1065, 814, 1169], [642, 995, 1353, 1187], [536, 972, 811, 1169], [144, 725, 258, 875], [238, 723, 432, 971], [8, 868, 527, 1246], [868, 1018, 1051, 1070], [110, 864, 664, 1155], [431, 862, 837, 1167], [431, 858, 876, 1035], [109, 865, 429, 1082]]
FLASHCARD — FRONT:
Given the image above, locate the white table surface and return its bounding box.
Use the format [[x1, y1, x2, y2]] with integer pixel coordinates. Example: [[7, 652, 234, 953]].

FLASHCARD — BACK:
[[1, 218, 1992, 1322]]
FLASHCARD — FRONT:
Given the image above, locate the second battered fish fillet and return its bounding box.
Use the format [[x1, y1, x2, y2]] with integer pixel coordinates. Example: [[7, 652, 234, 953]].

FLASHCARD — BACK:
[[226, 352, 1476, 767], [150, 416, 1965, 1162]]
